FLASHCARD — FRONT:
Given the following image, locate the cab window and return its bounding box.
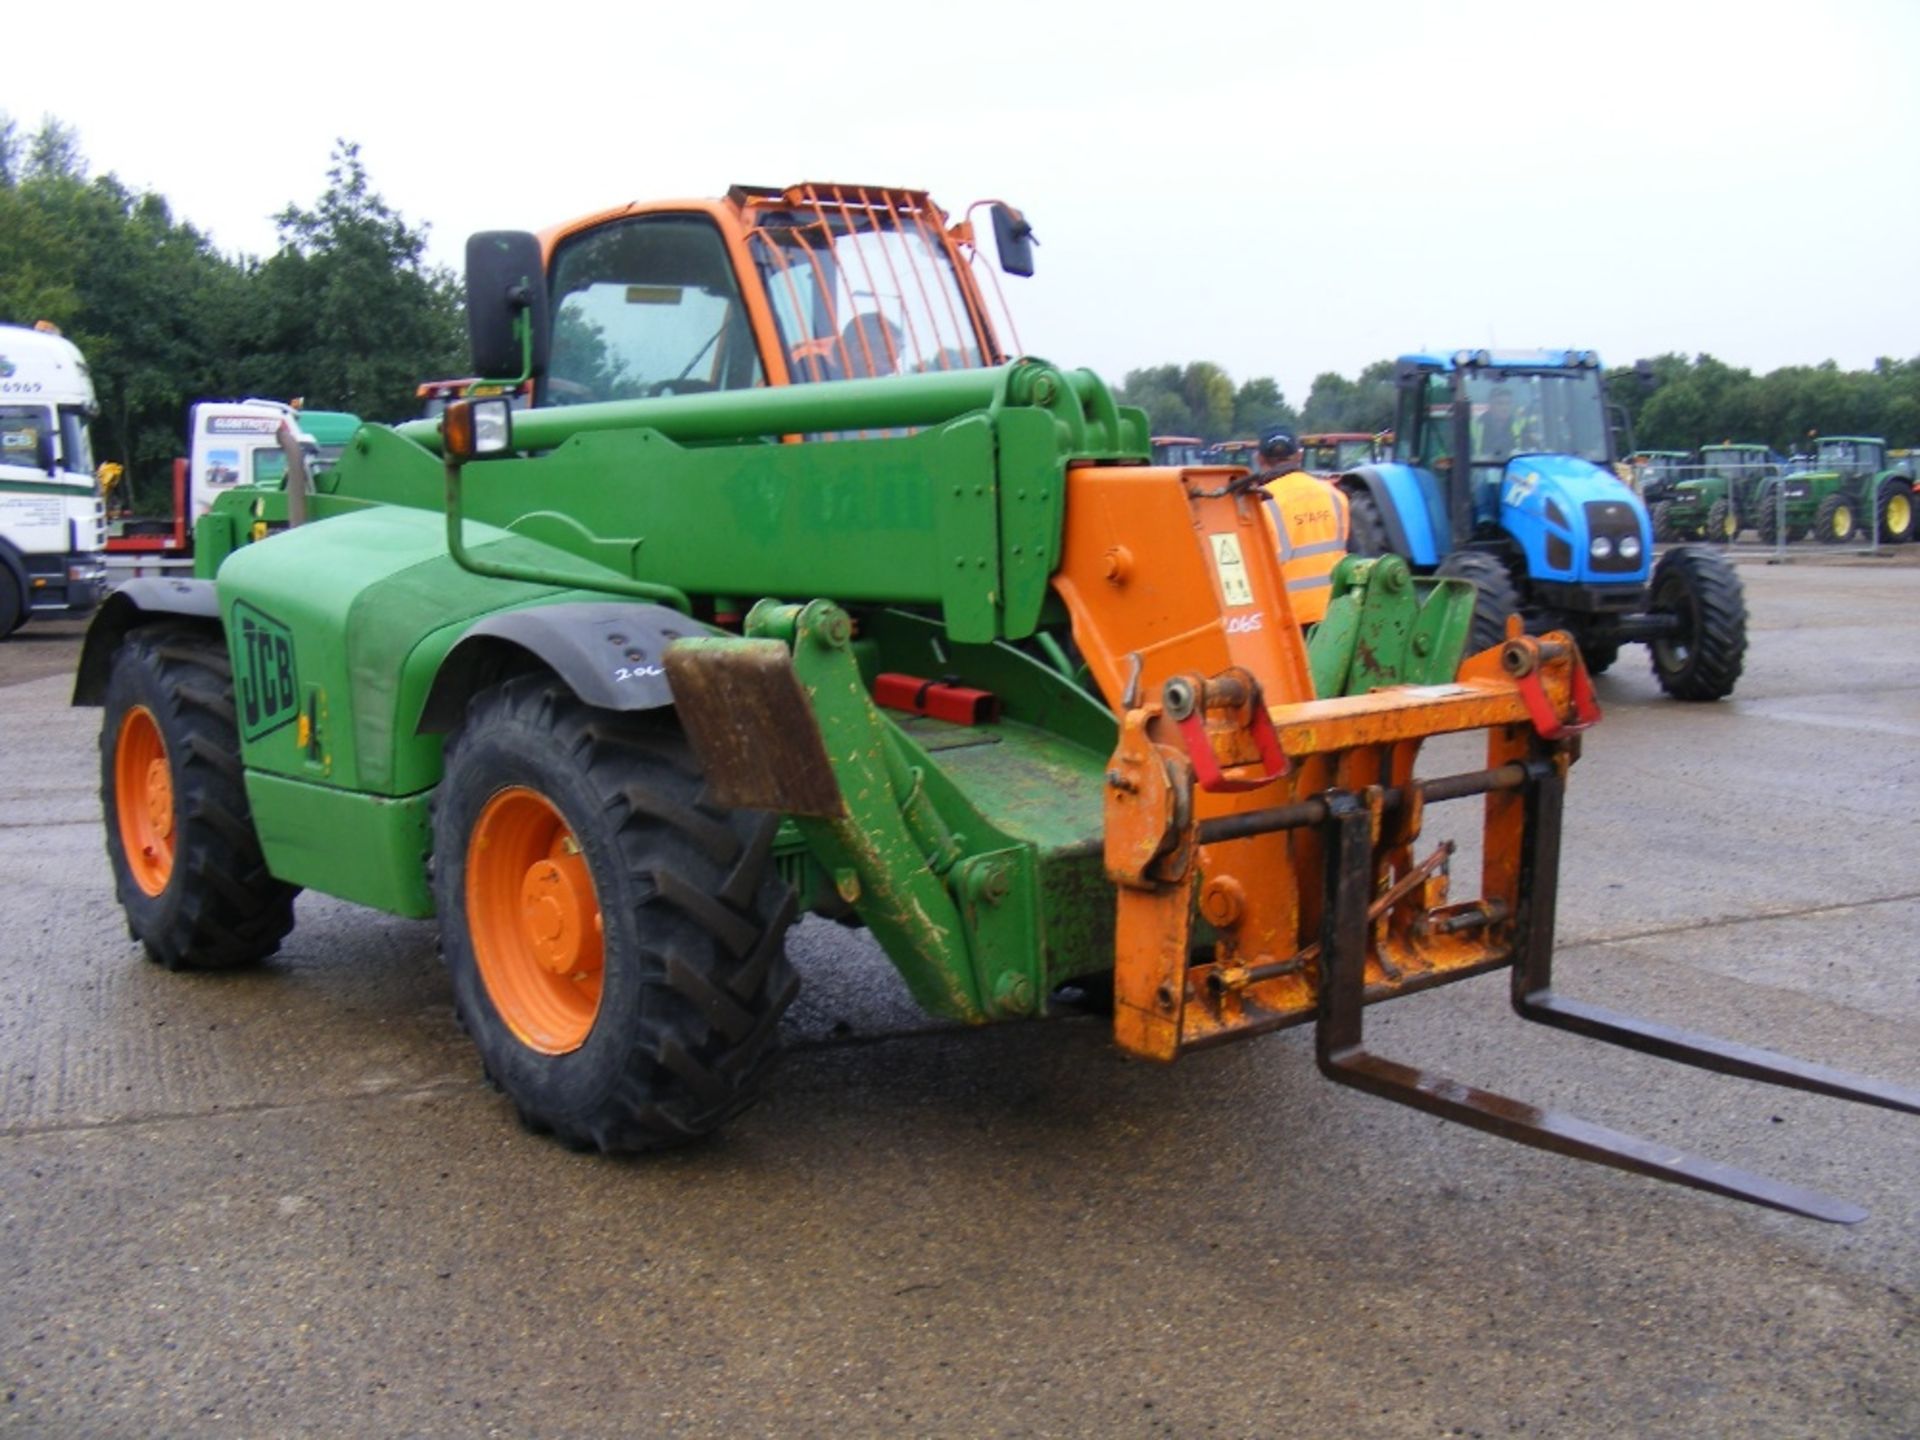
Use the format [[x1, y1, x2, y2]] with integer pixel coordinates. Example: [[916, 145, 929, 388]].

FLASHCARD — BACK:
[[1419, 376, 1452, 467], [547, 216, 765, 405]]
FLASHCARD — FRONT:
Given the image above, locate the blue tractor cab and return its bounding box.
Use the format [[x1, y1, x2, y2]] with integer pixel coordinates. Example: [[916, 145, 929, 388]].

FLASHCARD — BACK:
[[1336, 348, 1747, 700]]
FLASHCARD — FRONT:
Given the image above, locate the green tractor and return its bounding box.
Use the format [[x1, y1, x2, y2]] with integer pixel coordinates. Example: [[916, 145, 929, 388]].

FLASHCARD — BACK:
[[1753, 437, 1916, 545], [1655, 443, 1781, 543], [1626, 450, 1693, 508], [67, 183, 1920, 1224]]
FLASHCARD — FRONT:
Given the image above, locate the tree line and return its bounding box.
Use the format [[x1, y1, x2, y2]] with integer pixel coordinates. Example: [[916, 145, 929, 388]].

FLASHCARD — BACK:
[[0, 116, 463, 512], [8, 110, 1914, 517], [1121, 352, 1920, 454]]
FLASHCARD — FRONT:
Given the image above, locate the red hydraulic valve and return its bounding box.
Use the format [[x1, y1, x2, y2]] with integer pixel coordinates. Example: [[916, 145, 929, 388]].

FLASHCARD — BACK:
[[872, 673, 1001, 726]]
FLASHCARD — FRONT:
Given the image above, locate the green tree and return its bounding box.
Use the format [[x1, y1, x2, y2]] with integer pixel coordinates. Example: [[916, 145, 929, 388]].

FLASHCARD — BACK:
[[233, 140, 464, 420], [1231, 376, 1297, 438], [0, 115, 246, 510], [1300, 359, 1395, 434], [1179, 361, 1236, 439], [1117, 364, 1195, 436]]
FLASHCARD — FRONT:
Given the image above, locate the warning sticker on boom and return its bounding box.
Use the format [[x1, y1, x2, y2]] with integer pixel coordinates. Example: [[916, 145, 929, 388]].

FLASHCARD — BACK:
[[1208, 532, 1256, 607]]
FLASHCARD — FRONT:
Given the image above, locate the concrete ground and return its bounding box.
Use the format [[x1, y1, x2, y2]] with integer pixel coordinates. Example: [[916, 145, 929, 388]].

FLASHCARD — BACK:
[[1, 556, 1915, 1438]]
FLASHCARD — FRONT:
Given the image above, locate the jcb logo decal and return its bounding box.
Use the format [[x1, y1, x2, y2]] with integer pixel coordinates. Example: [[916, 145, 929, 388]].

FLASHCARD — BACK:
[[233, 601, 299, 741]]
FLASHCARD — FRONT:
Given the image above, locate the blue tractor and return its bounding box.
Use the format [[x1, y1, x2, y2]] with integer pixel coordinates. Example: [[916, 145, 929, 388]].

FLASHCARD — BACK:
[[1336, 348, 1747, 700]]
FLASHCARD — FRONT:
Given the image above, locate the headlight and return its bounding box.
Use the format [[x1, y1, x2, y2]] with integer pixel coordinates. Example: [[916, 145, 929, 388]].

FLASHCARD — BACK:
[[1589, 536, 1615, 560], [1617, 535, 1642, 562]]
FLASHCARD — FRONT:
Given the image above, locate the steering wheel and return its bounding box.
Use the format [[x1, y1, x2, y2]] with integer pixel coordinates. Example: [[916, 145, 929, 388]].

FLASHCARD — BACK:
[[644, 379, 718, 397]]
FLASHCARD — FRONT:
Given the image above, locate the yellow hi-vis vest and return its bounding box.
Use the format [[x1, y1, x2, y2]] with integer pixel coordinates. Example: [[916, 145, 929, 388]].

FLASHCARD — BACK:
[[1260, 471, 1350, 625]]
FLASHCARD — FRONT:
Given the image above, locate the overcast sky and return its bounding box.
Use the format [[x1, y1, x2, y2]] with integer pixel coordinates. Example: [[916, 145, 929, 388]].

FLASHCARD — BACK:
[[10, 0, 1918, 405]]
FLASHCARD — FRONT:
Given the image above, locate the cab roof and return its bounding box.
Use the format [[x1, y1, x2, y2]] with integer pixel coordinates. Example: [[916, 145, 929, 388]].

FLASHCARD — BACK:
[[1398, 348, 1605, 373]]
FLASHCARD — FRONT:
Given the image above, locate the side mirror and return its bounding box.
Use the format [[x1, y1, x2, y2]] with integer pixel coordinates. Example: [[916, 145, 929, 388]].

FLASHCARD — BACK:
[[990, 203, 1036, 278], [35, 429, 57, 475], [465, 231, 551, 382]]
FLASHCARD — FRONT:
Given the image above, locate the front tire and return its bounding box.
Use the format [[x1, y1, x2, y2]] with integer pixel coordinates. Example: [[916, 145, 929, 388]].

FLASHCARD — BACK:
[[1434, 549, 1523, 655], [1753, 486, 1780, 545], [1815, 493, 1854, 544], [99, 624, 298, 969], [1651, 501, 1678, 543], [1647, 546, 1746, 701], [433, 675, 798, 1153], [1875, 480, 1914, 543], [1706, 498, 1739, 543]]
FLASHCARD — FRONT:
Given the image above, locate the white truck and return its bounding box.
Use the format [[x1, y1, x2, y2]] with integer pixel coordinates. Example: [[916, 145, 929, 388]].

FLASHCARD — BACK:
[[0, 323, 107, 636], [105, 399, 325, 583]]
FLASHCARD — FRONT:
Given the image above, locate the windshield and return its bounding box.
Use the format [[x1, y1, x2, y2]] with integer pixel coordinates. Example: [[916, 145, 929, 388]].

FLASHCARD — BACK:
[[0, 404, 52, 471], [1152, 440, 1208, 466], [1464, 370, 1609, 465], [749, 204, 986, 382], [1816, 439, 1879, 471], [1703, 448, 1764, 478], [548, 216, 766, 405]]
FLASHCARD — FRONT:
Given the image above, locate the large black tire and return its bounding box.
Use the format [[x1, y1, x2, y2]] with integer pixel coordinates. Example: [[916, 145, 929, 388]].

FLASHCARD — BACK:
[[1343, 486, 1390, 557], [1647, 546, 1746, 701], [1434, 549, 1522, 655], [1814, 492, 1854, 544], [0, 560, 22, 637], [1651, 501, 1678, 543], [433, 675, 798, 1153], [1706, 498, 1739, 544], [1874, 479, 1914, 543], [99, 624, 298, 969]]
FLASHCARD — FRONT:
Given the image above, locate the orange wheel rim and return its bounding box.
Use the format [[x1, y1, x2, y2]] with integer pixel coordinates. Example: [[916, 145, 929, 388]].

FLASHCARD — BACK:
[[115, 706, 175, 896], [467, 787, 604, 1054]]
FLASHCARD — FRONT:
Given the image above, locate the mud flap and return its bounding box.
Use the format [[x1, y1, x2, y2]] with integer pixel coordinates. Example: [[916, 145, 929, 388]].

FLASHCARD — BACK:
[[664, 636, 845, 818]]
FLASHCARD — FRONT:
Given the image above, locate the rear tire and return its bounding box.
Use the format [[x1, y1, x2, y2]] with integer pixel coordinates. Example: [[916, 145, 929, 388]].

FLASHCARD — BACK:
[[1815, 493, 1854, 544], [1647, 546, 1746, 701], [433, 675, 798, 1153], [99, 625, 298, 969], [0, 573, 21, 638], [1434, 550, 1522, 655]]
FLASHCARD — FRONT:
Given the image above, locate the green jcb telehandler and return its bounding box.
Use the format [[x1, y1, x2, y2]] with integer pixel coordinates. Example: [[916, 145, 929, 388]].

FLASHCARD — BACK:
[[72, 183, 1918, 1224]]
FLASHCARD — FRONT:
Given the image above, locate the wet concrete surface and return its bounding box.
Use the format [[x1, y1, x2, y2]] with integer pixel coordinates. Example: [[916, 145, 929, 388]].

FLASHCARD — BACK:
[[1, 561, 1915, 1437]]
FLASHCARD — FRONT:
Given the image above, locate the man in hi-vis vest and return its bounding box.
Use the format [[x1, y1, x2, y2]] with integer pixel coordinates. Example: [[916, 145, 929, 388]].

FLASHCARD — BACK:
[[1255, 427, 1350, 625]]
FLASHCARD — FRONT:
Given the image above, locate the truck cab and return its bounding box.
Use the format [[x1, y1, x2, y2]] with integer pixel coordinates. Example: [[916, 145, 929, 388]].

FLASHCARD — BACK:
[[189, 402, 323, 521], [106, 399, 326, 581], [0, 323, 107, 635]]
